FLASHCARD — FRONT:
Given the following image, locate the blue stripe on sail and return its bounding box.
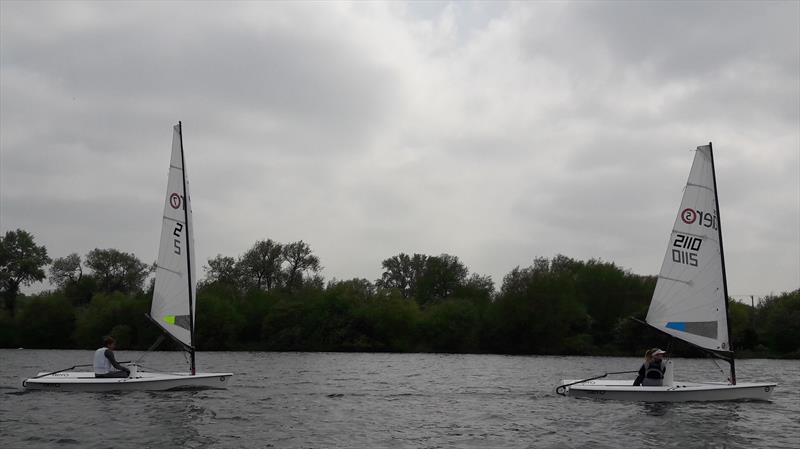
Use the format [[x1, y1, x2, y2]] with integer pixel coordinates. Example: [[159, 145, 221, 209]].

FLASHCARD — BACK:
[[666, 322, 686, 331]]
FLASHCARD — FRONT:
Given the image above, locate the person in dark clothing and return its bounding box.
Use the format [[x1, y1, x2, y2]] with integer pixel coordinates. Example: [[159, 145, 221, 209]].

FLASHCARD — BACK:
[[633, 348, 667, 386], [93, 336, 130, 378]]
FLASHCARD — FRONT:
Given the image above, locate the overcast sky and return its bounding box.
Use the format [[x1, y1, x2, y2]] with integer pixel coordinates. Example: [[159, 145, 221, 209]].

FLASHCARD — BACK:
[[1, 1, 798, 299]]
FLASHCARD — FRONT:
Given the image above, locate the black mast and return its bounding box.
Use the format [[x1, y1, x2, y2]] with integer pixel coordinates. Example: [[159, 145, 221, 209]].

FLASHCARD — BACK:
[[708, 142, 735, 385], [178, 121, 196, 376]]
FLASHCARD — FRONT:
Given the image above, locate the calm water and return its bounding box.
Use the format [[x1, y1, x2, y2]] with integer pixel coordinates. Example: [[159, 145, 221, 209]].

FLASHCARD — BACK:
[[0, 350, 797, 448]]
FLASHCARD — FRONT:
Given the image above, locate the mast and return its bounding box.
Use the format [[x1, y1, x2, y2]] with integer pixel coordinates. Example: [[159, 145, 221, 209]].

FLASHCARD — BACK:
[[177, 121, 196, 376], [708, 142, 735, 384]]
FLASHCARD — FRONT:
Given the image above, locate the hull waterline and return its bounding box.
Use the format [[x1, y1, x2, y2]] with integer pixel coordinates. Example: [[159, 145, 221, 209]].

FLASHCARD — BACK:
[[23, 371, 232, 392], [560, 379, 776, 402]]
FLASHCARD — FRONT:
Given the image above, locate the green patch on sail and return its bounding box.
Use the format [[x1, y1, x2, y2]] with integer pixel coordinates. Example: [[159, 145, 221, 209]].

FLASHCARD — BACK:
[[163, 314, 191, 330]]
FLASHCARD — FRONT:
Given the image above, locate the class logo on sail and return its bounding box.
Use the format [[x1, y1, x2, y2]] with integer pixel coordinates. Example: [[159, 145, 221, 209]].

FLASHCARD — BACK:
[[681, 207, 718, 229]]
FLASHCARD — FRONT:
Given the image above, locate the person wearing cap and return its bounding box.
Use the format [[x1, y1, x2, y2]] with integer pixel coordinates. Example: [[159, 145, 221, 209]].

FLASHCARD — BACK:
[[633, 348, 667, 386]]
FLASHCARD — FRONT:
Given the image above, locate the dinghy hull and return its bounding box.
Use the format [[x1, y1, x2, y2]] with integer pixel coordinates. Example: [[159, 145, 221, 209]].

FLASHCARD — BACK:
[[561, 379, 776, 402], [23, 371, 232, 392]]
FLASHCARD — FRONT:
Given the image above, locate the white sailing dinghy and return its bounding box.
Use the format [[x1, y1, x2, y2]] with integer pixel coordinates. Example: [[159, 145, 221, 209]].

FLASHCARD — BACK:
[[558, 143, 776, 402], [24, 122, 233, 392]]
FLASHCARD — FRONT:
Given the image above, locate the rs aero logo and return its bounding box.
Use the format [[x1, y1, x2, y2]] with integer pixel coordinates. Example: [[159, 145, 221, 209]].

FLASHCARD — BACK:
[[169, 193, 182, 209], [681, 208, 718, 230]]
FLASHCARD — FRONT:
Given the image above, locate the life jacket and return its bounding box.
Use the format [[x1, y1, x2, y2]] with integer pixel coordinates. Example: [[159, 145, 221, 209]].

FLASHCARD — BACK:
[[644, 360, 665, 379], [94, 347, 111, 374]]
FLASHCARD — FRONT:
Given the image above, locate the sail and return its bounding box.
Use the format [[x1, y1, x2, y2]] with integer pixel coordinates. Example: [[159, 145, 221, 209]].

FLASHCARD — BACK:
[[646, 145, 730, 353], [151, 124, 195, 348]]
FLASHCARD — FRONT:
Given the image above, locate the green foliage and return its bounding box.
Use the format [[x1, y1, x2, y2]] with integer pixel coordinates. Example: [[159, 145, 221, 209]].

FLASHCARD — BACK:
[[73, 292, 156, 349], [240, 239, 283, 291], [353, 290, 421, 351], [195, 287, 246, 350], [758, 290, 800, 355], [2, 229, 797, 358], [0, 229, 51, 316], [376, 253, 427, 299], [15, 294, 75, 348], [85, 248, 151, 295], [0, 308, 16, 347], [728, 301, 757, 350], [49, 253, 83, 288], [203, 255, 240, 287], [282, 241, 321, 292], [419, 300, 480, 352], [485, 257, 591, 354]]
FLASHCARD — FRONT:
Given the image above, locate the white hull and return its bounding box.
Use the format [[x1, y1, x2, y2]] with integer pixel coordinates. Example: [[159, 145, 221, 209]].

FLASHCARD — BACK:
[[560, 379, 776, 402], [23, 371, 232, 392]]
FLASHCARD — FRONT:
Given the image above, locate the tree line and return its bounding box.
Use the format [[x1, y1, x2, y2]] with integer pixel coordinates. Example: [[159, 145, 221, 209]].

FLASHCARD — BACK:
[[1, 228, 798, 357]]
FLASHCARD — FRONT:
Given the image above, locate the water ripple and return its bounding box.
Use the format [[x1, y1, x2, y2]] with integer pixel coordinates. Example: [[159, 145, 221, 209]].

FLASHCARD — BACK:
[[1, 350, 797, 448]]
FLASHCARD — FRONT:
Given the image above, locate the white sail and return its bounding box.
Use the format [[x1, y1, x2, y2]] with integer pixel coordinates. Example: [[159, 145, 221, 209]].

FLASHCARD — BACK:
[[646, 145, 730, 353], [151, 124, 195, 348]]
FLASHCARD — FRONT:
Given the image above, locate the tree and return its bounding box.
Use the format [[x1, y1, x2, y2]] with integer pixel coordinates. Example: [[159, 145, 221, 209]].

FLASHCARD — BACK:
[[485, 257, 591, 354], [282, 240, 321, 291], [240, 239, 283, 291], [84, 248, 151, 294], [416, 254, 468, 305], [203, 254, 240, 286], [0, 229, 51, 316], [15, 294, 75, 348], [376, 253, 427, 299], [49, 253, 83, 288], [455, 273, 495, 303], [758, 290, 800, 354]]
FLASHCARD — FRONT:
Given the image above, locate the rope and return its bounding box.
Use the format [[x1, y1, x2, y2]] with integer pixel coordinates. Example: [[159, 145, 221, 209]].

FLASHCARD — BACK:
[[709, 354, 728, 380], [555, 370, 639, 396], [133, 335, 166, 365]]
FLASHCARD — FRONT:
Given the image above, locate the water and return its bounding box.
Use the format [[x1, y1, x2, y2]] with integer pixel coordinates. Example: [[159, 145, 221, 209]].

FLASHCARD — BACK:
[[0, 350, 797, 448]]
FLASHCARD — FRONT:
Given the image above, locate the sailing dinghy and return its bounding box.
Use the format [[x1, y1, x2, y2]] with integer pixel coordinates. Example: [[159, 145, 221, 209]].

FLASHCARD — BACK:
[[557, 143, 776, 402], [23, 122, 233, 392]]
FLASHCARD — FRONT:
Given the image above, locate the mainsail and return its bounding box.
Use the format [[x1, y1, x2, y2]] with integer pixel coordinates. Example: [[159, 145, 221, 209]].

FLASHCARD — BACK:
[[151, 123, 196, 349], [646, 145, 731, 354]]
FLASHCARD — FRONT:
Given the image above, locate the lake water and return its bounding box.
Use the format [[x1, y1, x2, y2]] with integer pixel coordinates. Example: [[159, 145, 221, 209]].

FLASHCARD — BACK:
[[0, 350, 797, 448]]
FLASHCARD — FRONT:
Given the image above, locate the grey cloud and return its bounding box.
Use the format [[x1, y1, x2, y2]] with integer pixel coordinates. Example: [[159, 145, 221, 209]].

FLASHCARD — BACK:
[[1, 1, 797, 295]]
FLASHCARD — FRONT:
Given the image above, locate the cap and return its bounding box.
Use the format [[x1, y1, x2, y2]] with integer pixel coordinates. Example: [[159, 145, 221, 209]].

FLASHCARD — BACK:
[[653, 349, 666, 356]]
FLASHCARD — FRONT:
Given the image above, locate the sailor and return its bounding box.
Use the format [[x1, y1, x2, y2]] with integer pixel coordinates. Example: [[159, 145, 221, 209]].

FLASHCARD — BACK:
[[633, 348, 667, 386], [94, 336, 130, 378]]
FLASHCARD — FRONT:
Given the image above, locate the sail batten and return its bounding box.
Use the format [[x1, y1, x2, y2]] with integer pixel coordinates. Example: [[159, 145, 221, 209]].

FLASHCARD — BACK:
[[150, 124, 196, 349], [646, 145, 730, 353]]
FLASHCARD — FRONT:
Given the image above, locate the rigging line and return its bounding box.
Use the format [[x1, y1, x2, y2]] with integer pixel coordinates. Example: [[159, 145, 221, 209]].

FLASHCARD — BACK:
[[156, 265, 182, 276], [134, 335, 166, 365], [709, 354, 728, 381], [686, 182, 714, 193]]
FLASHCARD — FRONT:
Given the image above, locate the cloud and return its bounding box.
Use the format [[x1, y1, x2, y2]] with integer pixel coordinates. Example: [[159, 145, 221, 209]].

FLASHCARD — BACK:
[[1, 1, 797, 297]]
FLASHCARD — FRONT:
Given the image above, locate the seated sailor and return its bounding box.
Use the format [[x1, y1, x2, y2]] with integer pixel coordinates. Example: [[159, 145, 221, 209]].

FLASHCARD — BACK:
[[633, 348, 667, 386], [94, 336, 130, 378]]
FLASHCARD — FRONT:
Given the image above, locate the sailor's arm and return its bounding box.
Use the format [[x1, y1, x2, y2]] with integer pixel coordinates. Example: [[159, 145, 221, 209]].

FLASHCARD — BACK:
[[105, 349, 129, 372]]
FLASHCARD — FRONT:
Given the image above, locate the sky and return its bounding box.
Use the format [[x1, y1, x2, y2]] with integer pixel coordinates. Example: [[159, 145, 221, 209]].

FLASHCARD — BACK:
[[1, 1, 798, 299]]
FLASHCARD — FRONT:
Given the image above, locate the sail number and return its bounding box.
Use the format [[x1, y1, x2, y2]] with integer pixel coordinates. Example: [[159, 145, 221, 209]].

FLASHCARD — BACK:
[[672, 233, 702, 267], [169, 192, 185, 255], [173, 222, 184, 255], [681, 208, 718, 230]]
